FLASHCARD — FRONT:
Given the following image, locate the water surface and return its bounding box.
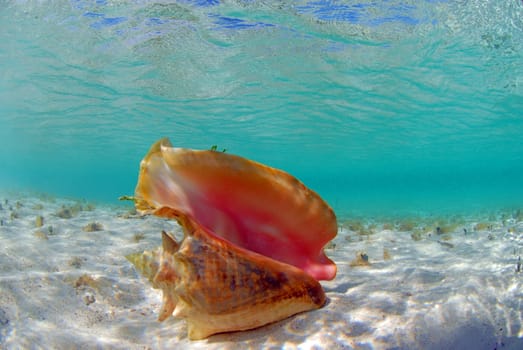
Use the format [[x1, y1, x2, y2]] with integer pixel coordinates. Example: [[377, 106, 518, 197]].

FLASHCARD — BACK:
[[1, 0, 522, 217]]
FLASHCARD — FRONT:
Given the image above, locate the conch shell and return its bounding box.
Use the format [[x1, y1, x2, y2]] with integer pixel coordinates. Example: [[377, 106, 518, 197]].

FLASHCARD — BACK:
[[128, 138, 337, 339]]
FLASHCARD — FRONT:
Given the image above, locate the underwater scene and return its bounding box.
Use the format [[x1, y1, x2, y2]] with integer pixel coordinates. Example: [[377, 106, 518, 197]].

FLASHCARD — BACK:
[[1, 1, 523, 349]]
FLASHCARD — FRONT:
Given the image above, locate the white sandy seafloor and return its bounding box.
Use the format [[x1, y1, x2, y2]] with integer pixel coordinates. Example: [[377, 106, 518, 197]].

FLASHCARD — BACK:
[[1, 192, 523, 350]]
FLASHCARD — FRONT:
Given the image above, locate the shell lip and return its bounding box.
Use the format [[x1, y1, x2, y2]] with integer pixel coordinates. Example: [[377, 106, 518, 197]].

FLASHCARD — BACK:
[[134, 138, 338, 281]]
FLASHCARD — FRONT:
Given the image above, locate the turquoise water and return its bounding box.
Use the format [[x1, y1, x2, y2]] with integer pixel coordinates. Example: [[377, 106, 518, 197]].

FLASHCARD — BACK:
[[1, 0, 522, 217]]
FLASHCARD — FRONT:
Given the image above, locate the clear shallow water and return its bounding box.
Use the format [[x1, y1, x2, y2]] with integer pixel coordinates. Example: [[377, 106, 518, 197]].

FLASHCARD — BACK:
[[1, 0, 522, 217]]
